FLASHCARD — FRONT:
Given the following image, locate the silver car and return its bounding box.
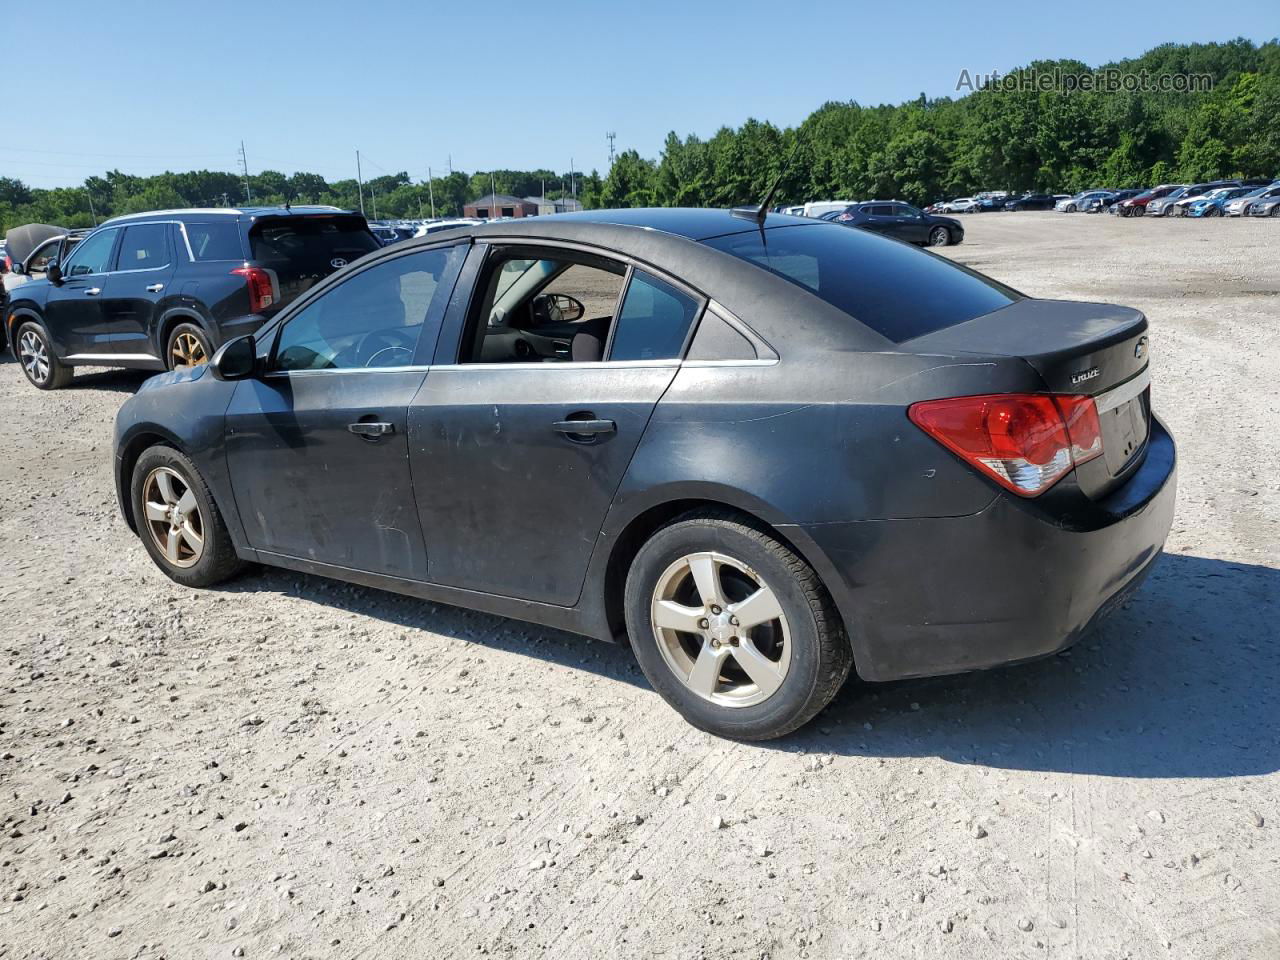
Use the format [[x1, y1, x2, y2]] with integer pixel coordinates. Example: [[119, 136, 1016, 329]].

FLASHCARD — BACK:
[[1229, 184, 1280, 216], [1247, 196, 1280, 217]]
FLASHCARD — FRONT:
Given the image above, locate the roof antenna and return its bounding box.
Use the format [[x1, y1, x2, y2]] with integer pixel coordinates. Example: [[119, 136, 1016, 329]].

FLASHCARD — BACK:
[[732, 137, 802, 224]]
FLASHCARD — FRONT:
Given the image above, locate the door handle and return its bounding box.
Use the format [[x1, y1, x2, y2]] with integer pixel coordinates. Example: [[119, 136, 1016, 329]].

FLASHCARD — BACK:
[[348, 421, 395, 438], [552, 418, 616, 436], [145, 283, 164, 293], [84, 287, 101, 296]]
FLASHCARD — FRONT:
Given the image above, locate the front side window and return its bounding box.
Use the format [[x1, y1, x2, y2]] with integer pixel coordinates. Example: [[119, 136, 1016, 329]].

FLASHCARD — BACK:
[[608, 271, 700, 362], [27, 238, 62, 272], [275, 246, 463, 371], [61, 227, 119, 277], [118, 223, 170, 270], [704, 223, 1019, 343]]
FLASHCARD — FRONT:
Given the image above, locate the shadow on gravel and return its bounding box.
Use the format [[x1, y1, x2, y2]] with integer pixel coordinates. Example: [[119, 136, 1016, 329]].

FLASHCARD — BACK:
[[64, 369, 152, 394], [215, 566, 647, 688], [787, 552, 1280, 779]]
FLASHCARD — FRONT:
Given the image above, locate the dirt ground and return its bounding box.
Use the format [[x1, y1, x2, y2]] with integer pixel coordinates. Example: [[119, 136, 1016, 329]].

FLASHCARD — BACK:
[[1, 212, 1277, 960]]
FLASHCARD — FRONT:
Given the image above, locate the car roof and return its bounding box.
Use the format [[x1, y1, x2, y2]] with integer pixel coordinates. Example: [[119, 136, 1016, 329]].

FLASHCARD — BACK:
[[101, 205, 357, 226], [480, 207, 816, 242]]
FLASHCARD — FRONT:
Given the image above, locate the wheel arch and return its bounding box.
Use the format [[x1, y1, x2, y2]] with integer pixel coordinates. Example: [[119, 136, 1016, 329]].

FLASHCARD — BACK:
[[596, 491, 853, 663], [7, 305, 45, 347], [116, 426, 190, 533]]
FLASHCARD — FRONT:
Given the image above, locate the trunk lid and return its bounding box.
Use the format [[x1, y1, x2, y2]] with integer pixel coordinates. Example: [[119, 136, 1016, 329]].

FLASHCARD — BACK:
[[247, 214, 381, 313], [909, 299, 1152, 498]]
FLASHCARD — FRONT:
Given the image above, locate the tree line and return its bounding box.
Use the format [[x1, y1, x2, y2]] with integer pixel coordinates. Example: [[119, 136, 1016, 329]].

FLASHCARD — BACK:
[[2, 39, 1277, 233]]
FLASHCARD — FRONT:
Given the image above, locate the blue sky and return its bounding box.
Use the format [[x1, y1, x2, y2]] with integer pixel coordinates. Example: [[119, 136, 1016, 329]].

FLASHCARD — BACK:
[[8, 0, 1277, 188]]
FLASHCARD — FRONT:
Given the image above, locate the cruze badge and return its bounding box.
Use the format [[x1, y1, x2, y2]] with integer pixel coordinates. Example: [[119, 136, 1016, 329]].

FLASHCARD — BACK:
[[1071, 366, 1100, 385], [330, 258, 348, 269], [1134, 335, 1149, 360]]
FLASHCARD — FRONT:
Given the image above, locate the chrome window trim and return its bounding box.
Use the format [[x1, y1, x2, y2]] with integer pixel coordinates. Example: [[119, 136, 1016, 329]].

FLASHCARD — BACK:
[[1094, 367, 1150, 414]]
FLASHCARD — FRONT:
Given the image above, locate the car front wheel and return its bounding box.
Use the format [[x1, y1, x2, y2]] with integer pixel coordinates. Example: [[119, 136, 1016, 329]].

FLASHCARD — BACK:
[[16, 322, 73, 390], [624, 512, 851, 740], [131, 445, 246, 588], [928, 225, 951, 247]]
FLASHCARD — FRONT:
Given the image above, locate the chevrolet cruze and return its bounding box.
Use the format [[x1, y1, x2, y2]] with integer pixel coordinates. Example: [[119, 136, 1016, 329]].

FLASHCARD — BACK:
[[113, 209, 1176, 739]]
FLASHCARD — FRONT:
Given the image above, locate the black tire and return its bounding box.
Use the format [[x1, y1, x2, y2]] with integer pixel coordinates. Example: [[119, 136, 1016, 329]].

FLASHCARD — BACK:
[[130, 445, 246, 588], [624, 511, 851, 740], [15, 321, 73, 390], [1065, 203, 1076, 213], [1270, 206, 1280, 218], [166, 322, 213, 371], [928, 225, 951, 247], [1133, 206, 1145, 217]]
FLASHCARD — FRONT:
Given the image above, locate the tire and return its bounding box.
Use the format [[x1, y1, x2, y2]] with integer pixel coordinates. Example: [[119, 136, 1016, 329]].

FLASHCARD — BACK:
[[928, 225, 951, 247], [15, 321, 73, 390], [1133, 206, 1145, 217], [1270, 206, 1280, 218], [130, 445, 246, 588], [1065, 204, 1076, 213], [1206, 207, 1222, 217], [166, 322, 213, 371], [624, 511, 851, 740]]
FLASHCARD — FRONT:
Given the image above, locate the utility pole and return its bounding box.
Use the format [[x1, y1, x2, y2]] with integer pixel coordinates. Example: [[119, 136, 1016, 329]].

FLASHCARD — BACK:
[[356, 150, 365, 217], [448, 154, 452, 176], [427, 166, 436, 218], [607, 131, 616, 167], [84, 189, 97, 226], [238, 140, 253, 202], [490, 171, 497, 213], [570, 158, 576, 199]]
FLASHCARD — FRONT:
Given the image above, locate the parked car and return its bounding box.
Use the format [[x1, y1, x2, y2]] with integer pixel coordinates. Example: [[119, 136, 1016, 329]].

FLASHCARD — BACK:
[[8, 206, 380, 389], [1225, 183, 1280, 216], [832, 201, 963, 246], [1090, 189, 1143, 213], [1246, 196, 1280, 216], [1056, 191, 1113, 213], [946, 197, 981, 213], [112, 207, 1175, 740], [1184, 186, 1253, 218], [414, 218, 485, 238], [1003, 194, 1057, 211], [370, 225, 400, 246], [977, 193, 1011, 211], [801, 200, 858, 219], [1157, 181, 1240, 217], [1118, 185, 1183, 217]]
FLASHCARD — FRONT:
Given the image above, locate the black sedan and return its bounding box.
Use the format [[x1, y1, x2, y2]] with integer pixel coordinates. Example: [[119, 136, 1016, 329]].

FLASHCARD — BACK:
[[113, 209, 1176, 740], [1004, 194, 1057, 211], [832, 201, 963, 246]]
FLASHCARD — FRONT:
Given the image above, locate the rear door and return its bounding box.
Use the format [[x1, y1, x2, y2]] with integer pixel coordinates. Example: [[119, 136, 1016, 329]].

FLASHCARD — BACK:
[[246, 214, 381, 316], [891, 204, 930, 243], [41, 226, 120, 359], [409, 245, 703, 604], [101, 221, 176, 361]]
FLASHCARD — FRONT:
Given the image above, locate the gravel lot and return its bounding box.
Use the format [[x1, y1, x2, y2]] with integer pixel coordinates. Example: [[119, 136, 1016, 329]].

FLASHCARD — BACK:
[[1, 212, 1277, 960]]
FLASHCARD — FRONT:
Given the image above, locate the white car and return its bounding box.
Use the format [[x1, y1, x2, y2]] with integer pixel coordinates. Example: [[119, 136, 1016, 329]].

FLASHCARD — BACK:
[[413, 218, 485, 238], [801, 200, 858, 219], [946, 198, 980, 213]]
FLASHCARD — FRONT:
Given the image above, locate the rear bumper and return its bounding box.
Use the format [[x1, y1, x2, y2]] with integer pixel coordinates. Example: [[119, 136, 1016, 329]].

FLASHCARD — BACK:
[[799, 416, 1177, 682]]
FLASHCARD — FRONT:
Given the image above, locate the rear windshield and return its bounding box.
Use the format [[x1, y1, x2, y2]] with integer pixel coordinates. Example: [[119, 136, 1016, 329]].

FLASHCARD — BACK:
[[249, 217, 379, 274], [703, 223, 1019, 342], [185, 221, 244, 261]]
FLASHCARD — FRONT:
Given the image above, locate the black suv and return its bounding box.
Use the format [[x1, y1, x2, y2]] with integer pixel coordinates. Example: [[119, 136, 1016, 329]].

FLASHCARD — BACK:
[[833, 201, 963, 247], [8, 206, 379, 389]]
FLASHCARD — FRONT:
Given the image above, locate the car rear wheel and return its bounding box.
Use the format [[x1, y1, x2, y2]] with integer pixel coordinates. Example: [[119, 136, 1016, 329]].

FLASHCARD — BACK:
[[131, 445, 245, 588], [928, 226, 951, 247], [624, 512, 851, 740], [16, 322, 73, 390], [167, 322, 212, 370], [1270, 206, 1280, 218]]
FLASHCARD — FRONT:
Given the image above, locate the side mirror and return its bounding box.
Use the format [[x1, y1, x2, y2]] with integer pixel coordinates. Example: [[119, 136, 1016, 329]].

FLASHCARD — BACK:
[[209, 335, 257, 381], [45, 260, 62, 285], [549, 293, 584, 322]]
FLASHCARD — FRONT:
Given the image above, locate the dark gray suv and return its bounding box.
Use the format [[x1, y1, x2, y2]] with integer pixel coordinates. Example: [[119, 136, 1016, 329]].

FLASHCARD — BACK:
[[8, 206, 378, 389]]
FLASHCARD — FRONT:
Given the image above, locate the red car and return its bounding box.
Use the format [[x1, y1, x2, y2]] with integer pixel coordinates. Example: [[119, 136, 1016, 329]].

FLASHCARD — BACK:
[[1118, 184, 1182, 218]]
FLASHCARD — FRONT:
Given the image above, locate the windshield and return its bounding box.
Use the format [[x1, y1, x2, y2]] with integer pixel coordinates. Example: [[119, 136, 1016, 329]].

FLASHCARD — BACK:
[[703, 223, 1018, 343]]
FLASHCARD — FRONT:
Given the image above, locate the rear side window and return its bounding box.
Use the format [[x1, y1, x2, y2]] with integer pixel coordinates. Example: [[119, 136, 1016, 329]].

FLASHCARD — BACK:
[[703, 223, 1019, 343], [118, 223, 170, 270], [185, 222, 244, 261], [609, 271, 700, 362]]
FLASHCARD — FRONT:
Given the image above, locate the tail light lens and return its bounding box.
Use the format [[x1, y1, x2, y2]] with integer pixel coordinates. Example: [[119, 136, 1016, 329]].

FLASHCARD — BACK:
[[909, 393, 1103, 497], [232, 266, 275, 313]]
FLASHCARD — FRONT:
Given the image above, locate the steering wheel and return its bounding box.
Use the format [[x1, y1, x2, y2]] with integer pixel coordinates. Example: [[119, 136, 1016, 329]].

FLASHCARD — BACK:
[[355, 328, 415, 368]]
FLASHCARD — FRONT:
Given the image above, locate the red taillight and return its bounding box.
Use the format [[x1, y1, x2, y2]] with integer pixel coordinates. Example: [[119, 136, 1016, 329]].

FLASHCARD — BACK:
[[231, 266, 275, 313], [908, 393, 1103, 497]]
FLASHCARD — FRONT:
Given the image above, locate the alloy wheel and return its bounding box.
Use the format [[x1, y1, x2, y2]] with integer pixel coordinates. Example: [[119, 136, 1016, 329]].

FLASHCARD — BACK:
[[929, 226, 949, 246], [142, 466, 205, 568], [650, 551, 791, 708], [170, 332, 208, 368], [18, 330, 50, 385]]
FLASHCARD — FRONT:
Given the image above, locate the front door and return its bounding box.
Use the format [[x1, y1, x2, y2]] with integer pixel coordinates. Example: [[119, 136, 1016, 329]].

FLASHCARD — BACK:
[[101, 221, 176, 361], [223, 244, 465, 578], [42, 226, 120, 359], [411, 247, 704, 605]]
